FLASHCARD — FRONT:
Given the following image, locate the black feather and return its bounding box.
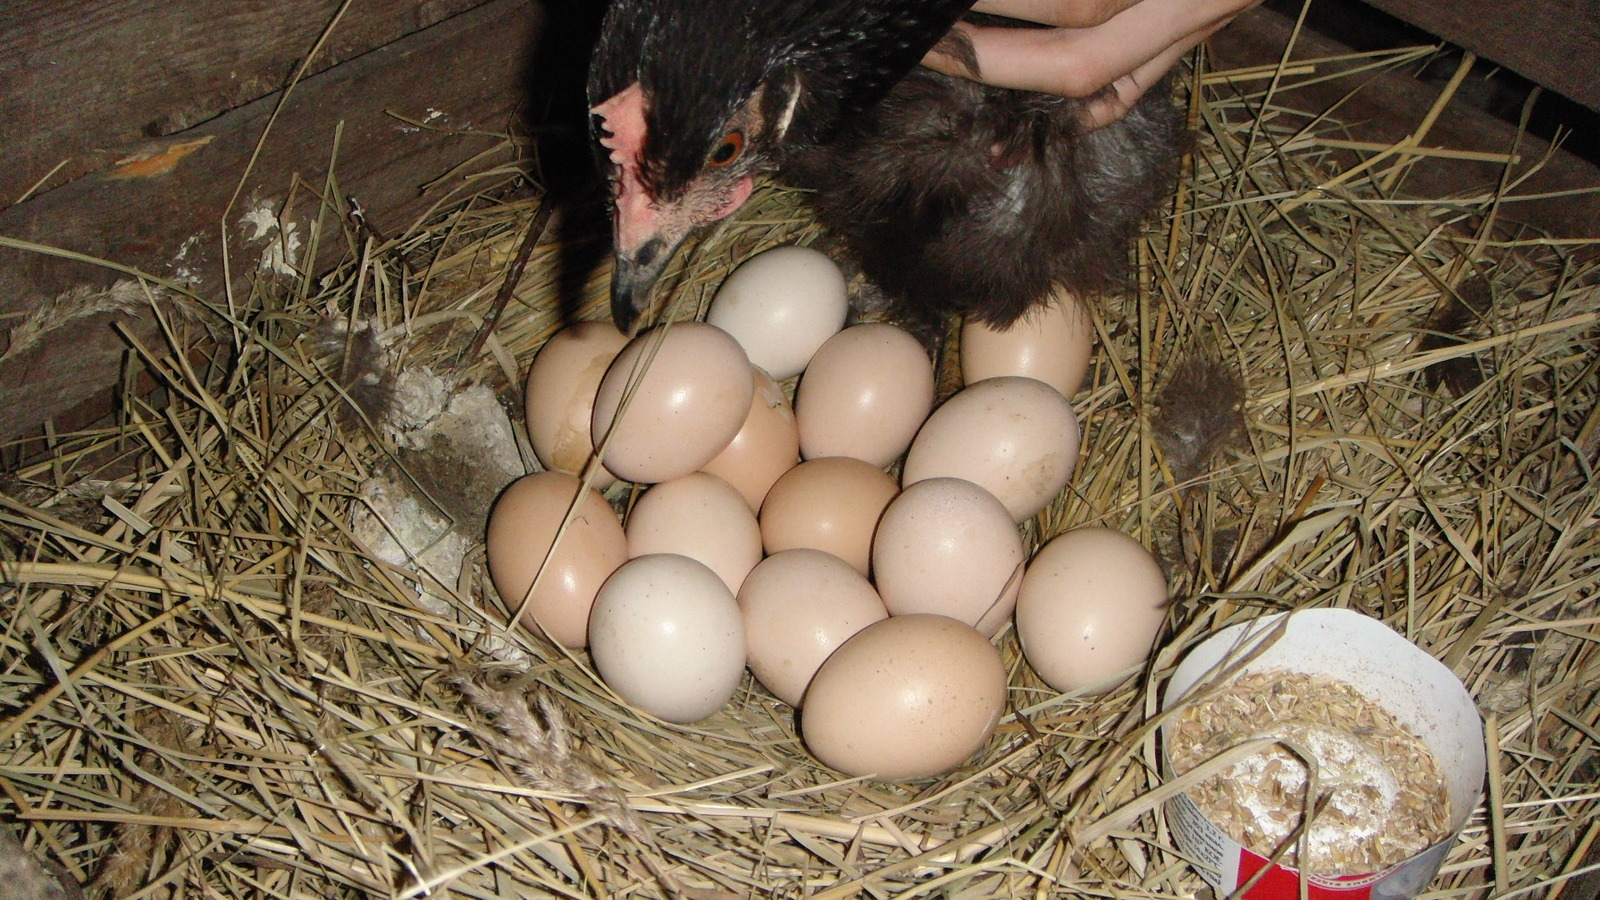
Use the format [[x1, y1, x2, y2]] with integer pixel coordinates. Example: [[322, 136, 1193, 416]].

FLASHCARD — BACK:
[[588, 2, 1185, 331], [783, 70, 1185, 332], [1419, 275, 1495, 396], [588, 0, 977, 199], [1153, 351, 1247, 484]]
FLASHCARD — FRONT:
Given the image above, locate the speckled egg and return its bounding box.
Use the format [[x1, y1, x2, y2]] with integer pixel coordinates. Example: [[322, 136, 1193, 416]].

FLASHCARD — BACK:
[[801, 614, 1007, 780], [902, 376, 1080, 523]]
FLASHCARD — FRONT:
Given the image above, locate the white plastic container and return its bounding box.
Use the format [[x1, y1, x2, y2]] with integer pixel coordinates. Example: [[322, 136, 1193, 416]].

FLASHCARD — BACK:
[[1161, 609, 1485, 900]]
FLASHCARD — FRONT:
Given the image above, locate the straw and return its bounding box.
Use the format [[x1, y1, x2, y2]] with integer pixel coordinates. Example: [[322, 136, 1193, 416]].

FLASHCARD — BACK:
[[3, 28, 1597, 900]]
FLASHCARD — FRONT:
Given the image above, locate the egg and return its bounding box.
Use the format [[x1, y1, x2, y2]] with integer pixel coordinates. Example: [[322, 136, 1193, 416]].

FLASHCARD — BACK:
[[588, 554, 748, 723], [801, 614, 1007, 780], [795, 323, 934, 467], [591, 322, 754, 484], [700, 367, 800, 513], [902, 376, 1080, 523], [707, 245, 849, 380], [960, 289, 1094, 397], [871, 477, 1025, 636], [523, 321, 629, 490], [1014, 527, 1168, 694], [737, 548, 888, 707], [625, 472, 762, 596], [485, 471, 628, 648], [759, 456, 899, 576]]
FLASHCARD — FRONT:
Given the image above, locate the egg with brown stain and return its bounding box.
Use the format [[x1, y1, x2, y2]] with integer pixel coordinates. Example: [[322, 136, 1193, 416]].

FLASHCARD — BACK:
[[523, 321, 629, 490]]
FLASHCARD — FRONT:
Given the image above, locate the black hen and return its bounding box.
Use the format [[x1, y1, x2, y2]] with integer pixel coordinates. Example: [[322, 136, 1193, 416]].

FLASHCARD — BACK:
[[588, 2, 1183, 336]]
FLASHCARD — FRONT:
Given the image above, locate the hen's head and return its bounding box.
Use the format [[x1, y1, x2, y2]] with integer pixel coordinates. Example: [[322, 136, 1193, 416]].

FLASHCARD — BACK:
[[588, 0, 976, 332]]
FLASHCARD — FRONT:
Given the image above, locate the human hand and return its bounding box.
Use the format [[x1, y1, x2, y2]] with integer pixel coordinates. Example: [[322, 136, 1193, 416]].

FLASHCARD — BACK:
[[923, 0, 1260, 128]]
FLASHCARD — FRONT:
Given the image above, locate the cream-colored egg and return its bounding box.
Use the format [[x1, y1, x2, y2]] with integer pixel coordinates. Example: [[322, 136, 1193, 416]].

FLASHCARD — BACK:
[[626, 472, 762, 596], [795, 323, 934, 467], [591, 322, 754, 484], [707, 245, 849, 380], [759, 456, 899, 576], [872, 477, 1025, 636], [588, 554, 747, 724], [523, 321, 629, 489], [902, 376, 1080, 523], [961, 289, 1094, 397], [485, 471, 627, 648], [1015, 527, 1168, 694], [738, 548, 888, 707], [700, 367, 800, 513], [801, 614, 1007, 780]]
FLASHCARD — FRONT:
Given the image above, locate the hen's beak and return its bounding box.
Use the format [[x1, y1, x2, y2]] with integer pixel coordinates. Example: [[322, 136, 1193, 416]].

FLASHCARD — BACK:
[[609, 234, 677, 335], [593, 82, 757, 334]]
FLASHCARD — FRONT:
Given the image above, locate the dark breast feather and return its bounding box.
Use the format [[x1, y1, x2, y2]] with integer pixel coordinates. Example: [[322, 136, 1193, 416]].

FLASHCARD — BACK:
[[781, 70, 1186, 332]]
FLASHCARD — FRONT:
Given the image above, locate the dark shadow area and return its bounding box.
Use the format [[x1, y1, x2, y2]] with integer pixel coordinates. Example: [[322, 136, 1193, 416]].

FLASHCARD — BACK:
[[521, 0, 614, 324]]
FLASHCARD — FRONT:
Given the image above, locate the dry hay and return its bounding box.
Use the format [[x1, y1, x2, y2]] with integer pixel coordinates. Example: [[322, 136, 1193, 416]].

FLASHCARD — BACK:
[[3, 35, 1599, 900]]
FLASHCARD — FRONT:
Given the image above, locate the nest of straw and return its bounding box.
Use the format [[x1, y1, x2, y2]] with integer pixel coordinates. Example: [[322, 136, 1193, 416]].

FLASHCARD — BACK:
[[3, 40, 1599, 900]]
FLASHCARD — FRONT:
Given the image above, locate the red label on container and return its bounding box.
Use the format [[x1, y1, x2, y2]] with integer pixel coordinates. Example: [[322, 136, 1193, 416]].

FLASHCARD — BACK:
[[1236, 849, 1378, 899]]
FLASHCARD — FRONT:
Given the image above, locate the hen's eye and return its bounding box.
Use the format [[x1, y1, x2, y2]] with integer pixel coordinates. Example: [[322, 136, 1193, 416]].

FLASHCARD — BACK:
[[709, 131, 744, 167]]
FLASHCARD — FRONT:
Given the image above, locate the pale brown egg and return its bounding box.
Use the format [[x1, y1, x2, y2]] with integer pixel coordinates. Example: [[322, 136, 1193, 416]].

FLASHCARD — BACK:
[[795, 323, 934, 467], [801, 614, 1007, 780], [960, 288, 1094, 397], [902, 376, 1080, 523], [700, 367, 800, 513], [485, 471, 627, 648], [871, 477, 1025, 636], [738, 548, 888, 707], [625, 472, 762, 596], [759, 456, 899, 576], [523, 321, 629, 490], [591, 322, 754, 484], [589, 554, 747, 724], [1015, 527, 1168, 694], [707, 245, 849, 380]]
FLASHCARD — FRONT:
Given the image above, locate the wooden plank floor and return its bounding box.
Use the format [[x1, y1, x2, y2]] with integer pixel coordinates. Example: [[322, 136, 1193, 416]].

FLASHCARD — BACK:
[[0, 0, 489, 206]]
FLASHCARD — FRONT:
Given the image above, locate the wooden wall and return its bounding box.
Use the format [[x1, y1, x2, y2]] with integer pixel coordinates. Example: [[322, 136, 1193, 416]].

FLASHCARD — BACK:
[[1360, 0, 1600, 112], [0, 0, 549, 445]]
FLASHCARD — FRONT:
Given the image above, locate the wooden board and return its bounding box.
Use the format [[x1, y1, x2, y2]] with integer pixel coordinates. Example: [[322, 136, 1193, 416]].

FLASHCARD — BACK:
[[0, 0, 545, 445], [0, 0, 488, 206], [1209, 4, 1600, 239], [1358, 0, 1600, 113]]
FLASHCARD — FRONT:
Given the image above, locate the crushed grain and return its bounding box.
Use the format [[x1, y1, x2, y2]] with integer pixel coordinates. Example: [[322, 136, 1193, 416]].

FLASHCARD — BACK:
[[1170, 670, 1452, 876]]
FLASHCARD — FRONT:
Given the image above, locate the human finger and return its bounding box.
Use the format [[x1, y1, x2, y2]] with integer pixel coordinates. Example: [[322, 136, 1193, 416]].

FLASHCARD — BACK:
[[1075, 20, 1226, 127], [968, 0, 1142, 29], [934, 0, 1253, 98]]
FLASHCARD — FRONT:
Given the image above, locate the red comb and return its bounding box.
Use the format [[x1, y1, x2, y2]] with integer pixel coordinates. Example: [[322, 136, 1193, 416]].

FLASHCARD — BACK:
[[592, 82, 647, 169]]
